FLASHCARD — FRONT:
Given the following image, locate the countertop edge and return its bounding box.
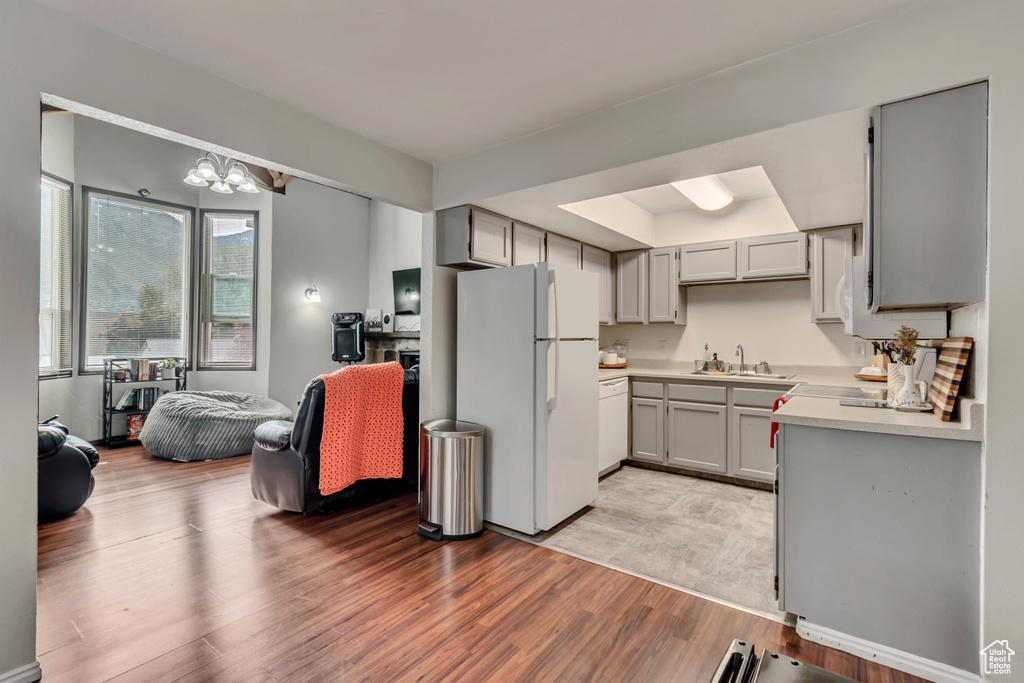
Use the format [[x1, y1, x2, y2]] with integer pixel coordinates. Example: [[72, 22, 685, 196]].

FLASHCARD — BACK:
[[773, 399, 985, 442]]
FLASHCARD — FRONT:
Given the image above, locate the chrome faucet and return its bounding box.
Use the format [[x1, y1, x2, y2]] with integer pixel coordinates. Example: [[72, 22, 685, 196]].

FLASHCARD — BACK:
[[735, 344, 744, 373], [758, 360, 772, 374]]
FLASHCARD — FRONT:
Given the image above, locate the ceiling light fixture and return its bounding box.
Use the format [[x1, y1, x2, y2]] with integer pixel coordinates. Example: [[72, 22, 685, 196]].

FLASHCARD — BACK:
[[184, 152, 260, 194], [671, 175, 734, 211], [304, 285, 321, 303]]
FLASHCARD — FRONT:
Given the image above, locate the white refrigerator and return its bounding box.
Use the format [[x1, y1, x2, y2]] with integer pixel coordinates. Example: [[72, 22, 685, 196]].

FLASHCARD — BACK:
[[457, 263, 599, 535]]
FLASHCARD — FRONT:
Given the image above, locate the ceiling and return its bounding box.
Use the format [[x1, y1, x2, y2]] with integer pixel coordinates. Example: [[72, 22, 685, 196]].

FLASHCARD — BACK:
[[36, 0, 921, 164], [475, 108, 871, 251], [620, 167, 779, 215]]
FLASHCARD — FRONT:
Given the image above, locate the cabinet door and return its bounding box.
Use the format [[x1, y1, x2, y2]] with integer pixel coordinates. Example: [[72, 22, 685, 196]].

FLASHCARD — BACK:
[[469, 208, 512, 267], [679, 240, 737, 283], [810, 226, 854, 323], [582, 244, 614, 325], [545, 233, 583, 271], [648, 247, 679, 324], [513, 222, 546, 266], [729, 406, 775, 483], [666, 401, 727, 474], [872, 82, 987, 310], [630, 397, 664, 464], [615, 250, 647, 323], [737, 233, 808, 280]]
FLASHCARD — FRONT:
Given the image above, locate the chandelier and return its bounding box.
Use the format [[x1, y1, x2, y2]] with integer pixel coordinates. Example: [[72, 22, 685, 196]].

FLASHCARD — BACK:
[[183, 153, 260, 194]]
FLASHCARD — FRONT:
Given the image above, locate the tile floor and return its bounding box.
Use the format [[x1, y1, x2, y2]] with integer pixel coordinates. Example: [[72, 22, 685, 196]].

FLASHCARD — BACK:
[[535, 465, 783, 618]]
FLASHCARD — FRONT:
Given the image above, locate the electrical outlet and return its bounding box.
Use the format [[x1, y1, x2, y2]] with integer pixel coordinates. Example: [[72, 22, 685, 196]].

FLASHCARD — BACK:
[[853, 341, 867, 358], [658, 340, 667, 353]]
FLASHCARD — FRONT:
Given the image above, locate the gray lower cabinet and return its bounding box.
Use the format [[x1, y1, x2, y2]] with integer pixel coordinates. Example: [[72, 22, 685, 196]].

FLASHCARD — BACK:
[[630, 397, 664, 463], [777, 423, 982, 674], [616, 250, 647, 323], [737, 233, 807, 280], [512, 221, 546, 266], [666, 401, 728, 473], [810, 226, 854, 323], [436, 205, 513, 268], [582, 244, 614, 325], [545, 233, 583, 271], [728, 406, 774, 483]]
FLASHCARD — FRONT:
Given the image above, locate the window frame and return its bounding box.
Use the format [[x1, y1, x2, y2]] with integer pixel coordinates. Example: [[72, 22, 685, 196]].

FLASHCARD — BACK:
[[79, 187, 196, 375], [39, 172, 74, 380], [195, 208, 258, 371]]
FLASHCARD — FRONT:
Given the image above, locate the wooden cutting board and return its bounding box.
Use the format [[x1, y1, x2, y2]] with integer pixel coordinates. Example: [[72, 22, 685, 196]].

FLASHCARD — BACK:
[[927, 337, 974, 422]]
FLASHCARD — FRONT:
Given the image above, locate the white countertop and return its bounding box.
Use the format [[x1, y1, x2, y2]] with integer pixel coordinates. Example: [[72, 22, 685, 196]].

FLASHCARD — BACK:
[[597, 361, 984, 442]]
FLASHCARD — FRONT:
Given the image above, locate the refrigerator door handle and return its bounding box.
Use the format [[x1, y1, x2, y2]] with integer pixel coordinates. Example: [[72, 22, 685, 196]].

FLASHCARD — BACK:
[[546, 340, 558, 411], [548, 268, 559, 341]]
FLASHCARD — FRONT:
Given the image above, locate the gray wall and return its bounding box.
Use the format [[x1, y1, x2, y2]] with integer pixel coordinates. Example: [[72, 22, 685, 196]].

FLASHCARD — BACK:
[[268, 178, 371, 406], [38, 115, 271, 441], [0, 1, 428, 676]]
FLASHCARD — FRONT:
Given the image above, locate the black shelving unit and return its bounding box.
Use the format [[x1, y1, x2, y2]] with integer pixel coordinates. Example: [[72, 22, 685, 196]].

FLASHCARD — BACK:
[[102, 358, 187, 448]]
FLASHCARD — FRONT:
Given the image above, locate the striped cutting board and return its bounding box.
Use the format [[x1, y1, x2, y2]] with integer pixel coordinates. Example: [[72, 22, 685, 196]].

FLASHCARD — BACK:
[[927, 337, 974, 422]]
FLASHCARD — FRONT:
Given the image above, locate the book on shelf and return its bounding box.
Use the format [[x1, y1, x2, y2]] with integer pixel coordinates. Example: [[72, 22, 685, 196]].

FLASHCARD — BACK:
[[114, 388, 136, 410]]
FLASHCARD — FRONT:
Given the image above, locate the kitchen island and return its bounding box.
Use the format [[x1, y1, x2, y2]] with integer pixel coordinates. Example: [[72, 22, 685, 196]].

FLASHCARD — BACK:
[[773, 395, 983, 681]]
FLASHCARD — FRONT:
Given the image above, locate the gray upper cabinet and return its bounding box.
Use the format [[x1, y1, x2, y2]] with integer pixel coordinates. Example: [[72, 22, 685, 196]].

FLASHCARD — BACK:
[[648, 247, 687, 325], [678, 240, 737, 283], [871, 81, 988, 311], [436, 205, 512, 268], [582, 244, 614, 325], [545, 233, 583, 271], [616, 250, 647, 324], [729, 406, 775, 483], [667, 401, 728, 474], [810, 226, 854, 323], [737, 233, 807, 280], [513, 222, 546, 266]]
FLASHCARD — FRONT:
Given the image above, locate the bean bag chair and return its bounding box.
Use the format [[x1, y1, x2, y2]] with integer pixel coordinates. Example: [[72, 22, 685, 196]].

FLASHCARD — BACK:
[[140, 391, 292, 462]]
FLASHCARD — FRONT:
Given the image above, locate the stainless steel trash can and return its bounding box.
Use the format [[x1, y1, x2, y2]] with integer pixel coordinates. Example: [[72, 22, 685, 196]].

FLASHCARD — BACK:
[[418, 419, 484, 541]]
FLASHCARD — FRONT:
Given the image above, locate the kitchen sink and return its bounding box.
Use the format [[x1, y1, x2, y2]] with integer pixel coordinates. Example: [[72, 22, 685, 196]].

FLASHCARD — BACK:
[[688, 370, 795, 380]]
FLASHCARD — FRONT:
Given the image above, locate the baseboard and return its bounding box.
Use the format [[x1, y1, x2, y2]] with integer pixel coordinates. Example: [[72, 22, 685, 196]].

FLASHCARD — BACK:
[[796, 620, 980, 683], [0, 661, 41, 683]]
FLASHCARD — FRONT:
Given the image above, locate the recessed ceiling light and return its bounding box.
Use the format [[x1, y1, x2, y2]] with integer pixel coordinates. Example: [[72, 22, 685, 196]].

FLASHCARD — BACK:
[[670, 175, 734, 211]]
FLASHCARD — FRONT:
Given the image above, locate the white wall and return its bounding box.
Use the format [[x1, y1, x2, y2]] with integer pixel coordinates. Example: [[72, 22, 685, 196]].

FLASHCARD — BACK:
[[653, 196, 798, 247], [0, 2, 430, 676], [267, 178, 371, 406], [602, 279, 855, 366], [367, 199, 422, 315], [434, 0, 1022, 664]]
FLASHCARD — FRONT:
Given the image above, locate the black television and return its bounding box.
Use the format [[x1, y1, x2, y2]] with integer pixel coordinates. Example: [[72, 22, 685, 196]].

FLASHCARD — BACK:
[[393, 268, 421, 316]]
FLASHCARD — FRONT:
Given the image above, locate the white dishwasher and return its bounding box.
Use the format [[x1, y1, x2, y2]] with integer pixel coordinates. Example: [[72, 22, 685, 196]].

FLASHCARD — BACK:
[[598, 377, 629, 476]]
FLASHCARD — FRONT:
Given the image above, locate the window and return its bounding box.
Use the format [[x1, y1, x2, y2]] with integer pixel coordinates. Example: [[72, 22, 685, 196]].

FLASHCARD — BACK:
[[198, 210, 257, 369], [82, 189, 192, 372], [39, 174, 73, 378]]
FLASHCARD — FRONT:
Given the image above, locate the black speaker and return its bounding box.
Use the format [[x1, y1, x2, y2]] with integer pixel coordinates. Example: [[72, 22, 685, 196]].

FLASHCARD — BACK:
[[331, 312, 365, 363]]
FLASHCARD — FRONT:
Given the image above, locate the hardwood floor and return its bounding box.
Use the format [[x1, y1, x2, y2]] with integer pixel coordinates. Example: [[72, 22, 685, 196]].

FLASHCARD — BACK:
[[37, 446, 926, 682]]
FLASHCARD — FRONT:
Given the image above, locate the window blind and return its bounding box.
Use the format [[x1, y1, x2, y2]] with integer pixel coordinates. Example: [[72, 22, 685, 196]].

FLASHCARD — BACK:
[[83, 190, 191, 371], [199, 211, 256, 369], [39, 175, 73, 378]]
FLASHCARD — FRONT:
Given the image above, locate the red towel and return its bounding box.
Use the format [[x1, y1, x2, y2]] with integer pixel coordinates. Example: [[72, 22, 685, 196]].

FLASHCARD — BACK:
[[317, 362, 404, 496]]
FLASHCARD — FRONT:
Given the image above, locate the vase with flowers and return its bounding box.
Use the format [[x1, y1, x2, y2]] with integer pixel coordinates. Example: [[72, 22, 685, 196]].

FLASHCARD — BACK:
[[885, 326, 924, 407]]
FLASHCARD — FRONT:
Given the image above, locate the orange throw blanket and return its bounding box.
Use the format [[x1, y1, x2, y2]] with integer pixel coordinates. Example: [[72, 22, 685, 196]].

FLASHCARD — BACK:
[[317, 362, 405, 496]]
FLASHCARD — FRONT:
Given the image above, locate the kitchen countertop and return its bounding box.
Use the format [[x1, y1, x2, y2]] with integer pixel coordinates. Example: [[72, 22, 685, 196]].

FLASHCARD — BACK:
[[598, 361, 984, 442]]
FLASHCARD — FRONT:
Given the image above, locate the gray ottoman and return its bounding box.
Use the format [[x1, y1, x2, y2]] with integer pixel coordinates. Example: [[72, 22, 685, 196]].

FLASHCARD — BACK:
[[140, 391, 292, 462]]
